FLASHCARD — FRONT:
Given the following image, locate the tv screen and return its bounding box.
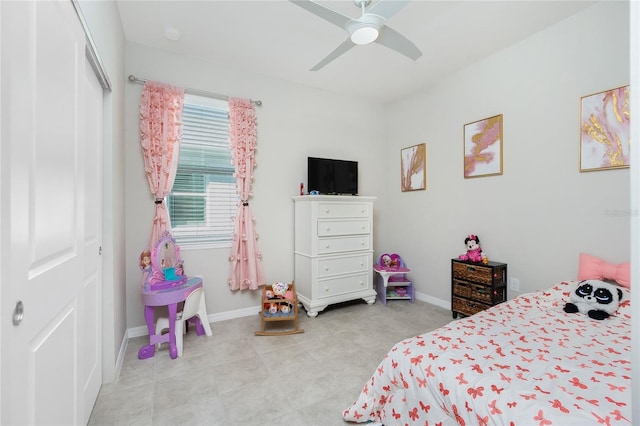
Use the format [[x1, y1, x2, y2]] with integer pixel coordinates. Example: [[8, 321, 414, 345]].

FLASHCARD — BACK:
[[307, 157, 358, 195]]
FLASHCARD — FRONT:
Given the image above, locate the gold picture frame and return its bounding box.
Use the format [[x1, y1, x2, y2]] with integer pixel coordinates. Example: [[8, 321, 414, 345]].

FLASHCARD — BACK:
[[579, 85, 630, 172], [401, 143, 426, 192], [463, 114, 503, 178]]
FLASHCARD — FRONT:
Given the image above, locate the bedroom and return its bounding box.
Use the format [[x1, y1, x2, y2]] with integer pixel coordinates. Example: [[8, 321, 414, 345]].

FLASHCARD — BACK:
[[0, 0, 637, 424], [117, 0, 632, 333]]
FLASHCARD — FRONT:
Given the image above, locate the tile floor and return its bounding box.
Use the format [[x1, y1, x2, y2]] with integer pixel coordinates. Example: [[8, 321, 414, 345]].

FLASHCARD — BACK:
[[88, 298, 453, 426]]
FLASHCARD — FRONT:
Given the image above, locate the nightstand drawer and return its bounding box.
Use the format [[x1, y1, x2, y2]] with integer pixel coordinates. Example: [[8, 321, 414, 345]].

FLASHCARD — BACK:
[[452, 262, 492, 284], [317, 219, 370, 237], [316, 235, 370, 254], [317, 202, 369, 219], [471, 284, 504, 304], [452, 280, 472, 298], [452, 296, 490, 317]]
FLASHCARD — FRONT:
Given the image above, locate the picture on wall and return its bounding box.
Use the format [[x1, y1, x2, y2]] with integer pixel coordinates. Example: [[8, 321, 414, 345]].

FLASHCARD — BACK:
[[579, 85, 630, 172], [463, 114, 503, 178], [401, 143, 426, 192]]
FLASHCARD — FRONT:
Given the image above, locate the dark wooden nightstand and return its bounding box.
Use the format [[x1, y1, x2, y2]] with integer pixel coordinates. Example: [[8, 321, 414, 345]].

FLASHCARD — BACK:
[[451, 259, 507, 318]]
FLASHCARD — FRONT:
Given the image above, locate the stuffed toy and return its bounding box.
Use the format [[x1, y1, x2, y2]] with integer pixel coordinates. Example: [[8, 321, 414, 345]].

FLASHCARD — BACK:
[[280, 303, 292, 315], [563, 279, 623, 320], [458, 234, 484, 263], [268, 303, 279, 315], [271, 281, 289, 298]]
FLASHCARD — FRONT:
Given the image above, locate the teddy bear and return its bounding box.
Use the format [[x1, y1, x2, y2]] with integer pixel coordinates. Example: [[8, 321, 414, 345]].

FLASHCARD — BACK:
[[458, 234, 484, 263], [563, 279, 623, 320]]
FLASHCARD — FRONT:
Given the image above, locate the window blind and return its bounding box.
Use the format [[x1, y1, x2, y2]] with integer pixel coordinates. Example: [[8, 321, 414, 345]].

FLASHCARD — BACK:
[[168, 96, 238, 247]]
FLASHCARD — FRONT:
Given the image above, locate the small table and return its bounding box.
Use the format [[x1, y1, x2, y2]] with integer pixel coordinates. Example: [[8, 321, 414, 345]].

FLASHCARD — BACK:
[[138, 276, 203, 360], [373, 264, 413, 305]]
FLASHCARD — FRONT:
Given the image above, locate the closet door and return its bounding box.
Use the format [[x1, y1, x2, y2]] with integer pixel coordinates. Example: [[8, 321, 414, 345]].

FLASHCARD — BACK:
[[0, 0, 103, 424]]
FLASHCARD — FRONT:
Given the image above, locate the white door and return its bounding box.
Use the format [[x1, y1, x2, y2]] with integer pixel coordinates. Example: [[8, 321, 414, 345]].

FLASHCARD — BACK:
[[0, 1, 103, 424], [80, 49, 104, 426]]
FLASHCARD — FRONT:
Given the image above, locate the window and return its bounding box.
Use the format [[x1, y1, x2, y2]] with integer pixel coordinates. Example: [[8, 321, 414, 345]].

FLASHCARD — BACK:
[[168, 94, 238, 248]]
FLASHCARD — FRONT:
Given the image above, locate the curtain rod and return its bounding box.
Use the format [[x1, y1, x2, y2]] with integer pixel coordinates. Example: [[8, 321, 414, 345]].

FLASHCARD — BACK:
[[127, 75, 262, 107]]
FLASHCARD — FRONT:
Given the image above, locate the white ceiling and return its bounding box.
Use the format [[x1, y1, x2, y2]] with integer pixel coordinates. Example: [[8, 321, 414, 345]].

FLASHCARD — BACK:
[[116, 0, 597, 104]]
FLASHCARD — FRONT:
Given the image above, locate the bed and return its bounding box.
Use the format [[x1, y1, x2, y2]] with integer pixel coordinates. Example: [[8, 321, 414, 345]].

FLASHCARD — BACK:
[[343, 280, 631, 425]]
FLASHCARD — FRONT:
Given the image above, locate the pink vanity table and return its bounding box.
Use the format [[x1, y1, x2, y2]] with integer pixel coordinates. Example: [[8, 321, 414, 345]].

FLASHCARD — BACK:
[[373, 253, 414, 305], [138, 276, 204, 359]]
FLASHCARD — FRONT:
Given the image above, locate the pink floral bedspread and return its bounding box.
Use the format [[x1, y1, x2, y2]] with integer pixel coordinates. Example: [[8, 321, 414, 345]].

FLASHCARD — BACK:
[[343, 281, 631, 425]]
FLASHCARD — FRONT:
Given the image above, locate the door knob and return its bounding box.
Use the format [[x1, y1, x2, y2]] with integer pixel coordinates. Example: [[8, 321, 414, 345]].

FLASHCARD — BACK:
[[13, 300, 24, 326]]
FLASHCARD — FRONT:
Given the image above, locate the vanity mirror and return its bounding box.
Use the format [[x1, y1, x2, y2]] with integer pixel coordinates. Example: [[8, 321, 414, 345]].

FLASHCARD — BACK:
[[143, 231, 186, 290]]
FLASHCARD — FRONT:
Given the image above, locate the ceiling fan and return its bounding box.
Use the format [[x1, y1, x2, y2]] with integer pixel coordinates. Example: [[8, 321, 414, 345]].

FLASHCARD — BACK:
[[290, 0, 422, 71]]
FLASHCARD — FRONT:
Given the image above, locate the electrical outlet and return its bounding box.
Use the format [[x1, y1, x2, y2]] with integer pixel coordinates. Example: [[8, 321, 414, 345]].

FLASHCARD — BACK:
[[509, 277, 520, 292]]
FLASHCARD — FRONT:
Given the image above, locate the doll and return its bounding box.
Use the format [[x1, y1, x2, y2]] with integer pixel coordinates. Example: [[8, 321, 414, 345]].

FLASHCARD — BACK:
[[139, 249, 152, 290], [458, 235, 483, 263]]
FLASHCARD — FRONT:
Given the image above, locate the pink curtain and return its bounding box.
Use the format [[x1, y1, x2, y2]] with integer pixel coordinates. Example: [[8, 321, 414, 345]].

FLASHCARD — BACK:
[[139, 81, 185, 249], [228, 98, 264, 291]]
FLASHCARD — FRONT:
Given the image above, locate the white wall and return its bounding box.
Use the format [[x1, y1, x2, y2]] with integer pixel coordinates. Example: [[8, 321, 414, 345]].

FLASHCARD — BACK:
[[382, 1, 630, 303], [124, 44, 388, 328]]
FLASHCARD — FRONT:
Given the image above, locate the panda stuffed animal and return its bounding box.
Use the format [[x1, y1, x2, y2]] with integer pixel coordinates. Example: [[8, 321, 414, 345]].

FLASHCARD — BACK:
[[563, 279, 623, 320]]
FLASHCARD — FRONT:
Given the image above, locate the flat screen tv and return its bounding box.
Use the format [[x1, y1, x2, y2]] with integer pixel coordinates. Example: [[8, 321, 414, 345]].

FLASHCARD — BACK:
[[307, 157, 358, 195]]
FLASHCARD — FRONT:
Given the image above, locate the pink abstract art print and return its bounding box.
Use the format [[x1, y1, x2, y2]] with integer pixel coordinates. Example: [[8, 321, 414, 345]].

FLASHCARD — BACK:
[[580, 85, 630, 172], [400, 143, 426, 191], [463, 114, 503, 178]]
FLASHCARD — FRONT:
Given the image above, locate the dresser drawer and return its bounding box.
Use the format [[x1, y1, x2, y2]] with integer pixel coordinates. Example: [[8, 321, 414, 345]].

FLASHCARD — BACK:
[[317, 219, 370, 237], [317, 273, 370, 299], [316, 235, 370, 254], [452, 262, 492, 284], [317, 202, 369, 219], [317, 255, 369, 278]]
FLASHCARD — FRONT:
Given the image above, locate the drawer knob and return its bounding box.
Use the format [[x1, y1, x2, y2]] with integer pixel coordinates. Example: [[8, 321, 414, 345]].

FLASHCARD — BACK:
[[324, 286, 329, 292], [325, 227, 331, 232], [360, 241, 364, 246], [325, 209, 330, 214], [360, 262, 364, 266], [325, 244, 330, 249], [359, 280, 364, 286]]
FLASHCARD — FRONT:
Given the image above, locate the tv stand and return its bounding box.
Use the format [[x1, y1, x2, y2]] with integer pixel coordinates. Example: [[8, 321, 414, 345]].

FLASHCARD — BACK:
[[293, 195, 377, 317]]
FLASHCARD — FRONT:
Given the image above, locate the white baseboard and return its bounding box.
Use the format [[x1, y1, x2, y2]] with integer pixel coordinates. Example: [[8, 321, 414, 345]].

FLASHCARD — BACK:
[[114, 332, 128, 382], [124, 295, 449, 341], [414, 290, 450, 311], [126, 305, 261, 338]]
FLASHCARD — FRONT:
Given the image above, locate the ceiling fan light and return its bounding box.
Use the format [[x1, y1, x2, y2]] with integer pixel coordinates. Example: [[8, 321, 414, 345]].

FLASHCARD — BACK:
[[350, 25, 379, 45]]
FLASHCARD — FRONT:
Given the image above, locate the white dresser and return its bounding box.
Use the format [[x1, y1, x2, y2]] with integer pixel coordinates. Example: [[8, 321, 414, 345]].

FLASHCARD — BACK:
[[293, 195, 377, 317]]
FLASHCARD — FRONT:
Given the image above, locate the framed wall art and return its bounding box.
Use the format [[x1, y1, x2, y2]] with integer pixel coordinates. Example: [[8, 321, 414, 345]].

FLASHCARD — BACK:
[[463, 114, 503, 178], [401, 143, 426, 192], [579, 85, 630, 172]]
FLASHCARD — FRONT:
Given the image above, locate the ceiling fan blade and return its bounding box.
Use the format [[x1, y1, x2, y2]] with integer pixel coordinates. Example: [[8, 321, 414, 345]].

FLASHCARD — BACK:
[[367, 0, 408, 21], [310, 39, 355, 71], [289, 0, 352, 28], [375, 26, 422, 60]]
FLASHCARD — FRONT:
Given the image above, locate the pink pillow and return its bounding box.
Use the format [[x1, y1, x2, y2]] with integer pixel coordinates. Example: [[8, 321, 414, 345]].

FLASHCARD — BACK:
[[577, 252, 630, 288]]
